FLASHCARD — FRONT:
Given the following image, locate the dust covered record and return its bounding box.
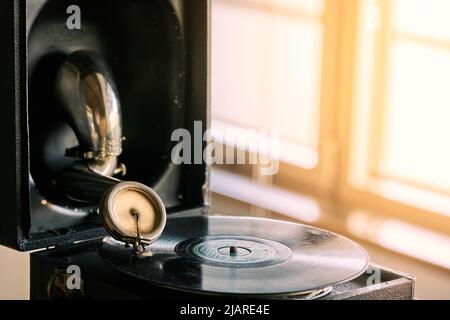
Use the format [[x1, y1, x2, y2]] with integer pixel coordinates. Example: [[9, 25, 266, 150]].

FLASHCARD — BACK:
[[100, 215, 370, 296]]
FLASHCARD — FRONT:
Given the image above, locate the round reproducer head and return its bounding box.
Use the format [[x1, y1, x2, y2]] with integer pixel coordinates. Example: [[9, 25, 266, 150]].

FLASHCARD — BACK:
[[100, 182, 166, 245]]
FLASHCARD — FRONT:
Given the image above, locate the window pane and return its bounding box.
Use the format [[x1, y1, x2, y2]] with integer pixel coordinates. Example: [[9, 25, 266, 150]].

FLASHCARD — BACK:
[[212, 2, 268, 128], [380, 39, 450, 192], [274, 0, 324, 14], [392, 0, 450, 41], [237, 0, 324, 14], [212, 0, 324, 157], [266, 16, 323, 146]]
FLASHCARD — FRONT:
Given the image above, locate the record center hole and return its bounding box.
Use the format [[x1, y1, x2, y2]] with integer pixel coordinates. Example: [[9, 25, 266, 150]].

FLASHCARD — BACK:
[[218, 246, 252, 257]]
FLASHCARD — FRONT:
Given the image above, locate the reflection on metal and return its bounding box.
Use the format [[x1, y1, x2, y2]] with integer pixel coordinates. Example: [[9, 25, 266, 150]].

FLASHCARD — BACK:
[[55, 50, 124, 176]]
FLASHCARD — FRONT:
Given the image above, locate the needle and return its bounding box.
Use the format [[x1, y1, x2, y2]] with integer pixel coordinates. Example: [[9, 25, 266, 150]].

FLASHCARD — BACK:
[[130, 208, 144, 254], [130, 208, 141, 240]]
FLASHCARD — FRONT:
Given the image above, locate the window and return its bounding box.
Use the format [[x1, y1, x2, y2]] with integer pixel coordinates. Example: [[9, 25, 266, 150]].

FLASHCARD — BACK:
[[350, 0, 450, 217], [212, 0, 325, 169]]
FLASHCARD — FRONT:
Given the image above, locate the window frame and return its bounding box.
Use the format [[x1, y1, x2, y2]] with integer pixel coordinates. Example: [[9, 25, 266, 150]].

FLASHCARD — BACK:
[[338, 0, 450, 235], [211, 0, 450, 236]]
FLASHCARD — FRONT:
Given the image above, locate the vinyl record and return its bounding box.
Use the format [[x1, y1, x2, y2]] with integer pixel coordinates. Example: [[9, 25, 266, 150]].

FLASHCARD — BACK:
[[100, 215, 370, 297]]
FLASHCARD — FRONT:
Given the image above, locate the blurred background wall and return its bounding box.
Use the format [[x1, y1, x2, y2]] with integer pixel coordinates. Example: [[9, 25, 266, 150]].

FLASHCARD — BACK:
[[1, 0, 450, 300], [0, 247, 29, 300]]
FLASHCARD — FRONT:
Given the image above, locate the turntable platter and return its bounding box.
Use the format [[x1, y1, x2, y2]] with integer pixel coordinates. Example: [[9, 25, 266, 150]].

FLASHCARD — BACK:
[[100, 215, 370, 297]]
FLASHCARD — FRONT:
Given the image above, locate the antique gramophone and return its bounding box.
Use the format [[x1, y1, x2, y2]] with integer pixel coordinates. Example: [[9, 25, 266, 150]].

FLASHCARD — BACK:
[[0, 0, 415, 300]]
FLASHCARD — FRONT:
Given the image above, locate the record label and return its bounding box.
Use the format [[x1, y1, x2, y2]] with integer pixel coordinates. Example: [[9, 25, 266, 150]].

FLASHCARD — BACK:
[[180, 236, 292, 268]]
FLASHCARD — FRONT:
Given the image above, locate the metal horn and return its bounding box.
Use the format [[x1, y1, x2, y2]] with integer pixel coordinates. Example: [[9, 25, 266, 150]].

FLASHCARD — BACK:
[[55, 50, 124, 177]]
